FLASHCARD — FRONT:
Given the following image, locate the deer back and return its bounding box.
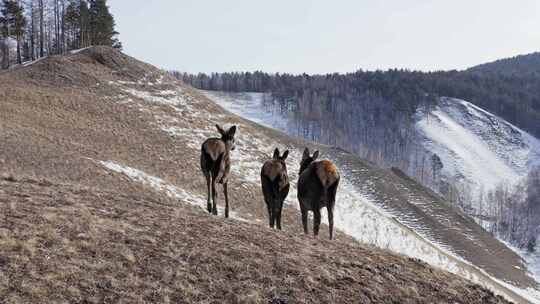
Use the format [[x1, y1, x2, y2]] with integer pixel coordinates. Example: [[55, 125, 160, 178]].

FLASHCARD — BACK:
[[202, 138, 226, 161], [314, 160, 340, 188], [262, 159, 289, 191]]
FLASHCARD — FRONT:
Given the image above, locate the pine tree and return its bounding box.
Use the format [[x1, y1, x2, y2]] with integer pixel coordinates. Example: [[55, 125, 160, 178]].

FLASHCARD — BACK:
[[88, 0, 119, 48]]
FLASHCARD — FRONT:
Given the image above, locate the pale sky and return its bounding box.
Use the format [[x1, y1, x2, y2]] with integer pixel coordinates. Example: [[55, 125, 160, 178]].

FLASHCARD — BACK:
[[109, 0, 540, 74]]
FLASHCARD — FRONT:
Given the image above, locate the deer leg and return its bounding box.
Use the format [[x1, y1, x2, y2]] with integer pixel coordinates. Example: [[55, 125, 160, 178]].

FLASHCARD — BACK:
[[300, 205, 308, 234], [205, 173, 212, 214], [211, 179, 218, 216], [267, 203, 274, 228], [327, 180, 338, 240], [275, 201, 283, 230], [223, 182, 229, 218], [313, 209, 321, 237], [327, 206, 334, 240]]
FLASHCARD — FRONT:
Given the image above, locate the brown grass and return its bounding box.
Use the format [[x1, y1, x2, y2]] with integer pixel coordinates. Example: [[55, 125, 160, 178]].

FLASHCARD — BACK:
[[0, 176, 511, 304]]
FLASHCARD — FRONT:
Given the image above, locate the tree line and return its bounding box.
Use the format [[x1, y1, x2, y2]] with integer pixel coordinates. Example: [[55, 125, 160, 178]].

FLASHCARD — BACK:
[[0, 0, 120, 69], [174, 69, 540, 140]]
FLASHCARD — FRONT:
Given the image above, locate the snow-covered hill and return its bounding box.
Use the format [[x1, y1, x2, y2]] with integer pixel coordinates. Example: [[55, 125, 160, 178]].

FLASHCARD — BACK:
[[416, 97, 540, 205], [203, 91, 540, 303]]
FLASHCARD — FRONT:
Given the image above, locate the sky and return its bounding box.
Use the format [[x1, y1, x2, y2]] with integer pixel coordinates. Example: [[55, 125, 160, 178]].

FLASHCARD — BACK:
[[109, 0, 540, 74]]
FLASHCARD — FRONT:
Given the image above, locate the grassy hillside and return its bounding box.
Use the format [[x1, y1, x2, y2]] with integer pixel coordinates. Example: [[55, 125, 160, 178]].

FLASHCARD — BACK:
[[0, 175, 512, 303], [0, 46, 533, 303]]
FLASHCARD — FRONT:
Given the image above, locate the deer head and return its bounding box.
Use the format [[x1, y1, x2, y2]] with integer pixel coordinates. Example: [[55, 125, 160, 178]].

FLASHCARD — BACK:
[[216, 124, 237, 151], [273, 148, 289, 161], [299, 147, 319, 174]]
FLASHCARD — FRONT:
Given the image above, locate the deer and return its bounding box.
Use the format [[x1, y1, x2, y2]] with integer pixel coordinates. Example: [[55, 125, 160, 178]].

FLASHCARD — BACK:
[[297, 148, 340, 239], [260, 148, 290, 230], [200, 124, 237, 218]]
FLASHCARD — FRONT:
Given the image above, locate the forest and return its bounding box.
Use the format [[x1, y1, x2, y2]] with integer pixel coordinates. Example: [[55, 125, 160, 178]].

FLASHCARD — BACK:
[[174, 68, 540, 185], [174, 66, 540, 251], [488, 167, 540, 251], [0, 0, 120, 69]]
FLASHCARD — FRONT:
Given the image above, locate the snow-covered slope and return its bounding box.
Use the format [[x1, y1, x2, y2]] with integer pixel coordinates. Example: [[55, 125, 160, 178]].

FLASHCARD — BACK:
[[416, 97, 540, 203], [202, 91, 540, 303]]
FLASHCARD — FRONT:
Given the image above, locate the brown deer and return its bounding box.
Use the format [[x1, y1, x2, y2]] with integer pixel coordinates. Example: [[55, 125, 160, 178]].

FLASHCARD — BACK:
[[297, 148, 340, 239], [261, 148, 290, 230], [200, 124, 237, 218]]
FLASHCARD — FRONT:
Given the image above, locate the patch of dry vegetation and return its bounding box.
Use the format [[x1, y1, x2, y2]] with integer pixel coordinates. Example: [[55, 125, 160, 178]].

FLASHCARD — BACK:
[[0, 176, 511, 304]]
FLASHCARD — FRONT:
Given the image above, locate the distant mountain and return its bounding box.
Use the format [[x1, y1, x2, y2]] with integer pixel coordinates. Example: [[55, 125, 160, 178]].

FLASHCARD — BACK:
[[469, 52, 540, 76]]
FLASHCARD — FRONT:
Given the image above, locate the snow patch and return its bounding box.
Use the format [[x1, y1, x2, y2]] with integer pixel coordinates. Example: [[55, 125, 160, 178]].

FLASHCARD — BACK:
[[22, 56, 47, 67], [70, 47, 91, 54], [98, 160, 248, 222], [203, 91, 290, 132]]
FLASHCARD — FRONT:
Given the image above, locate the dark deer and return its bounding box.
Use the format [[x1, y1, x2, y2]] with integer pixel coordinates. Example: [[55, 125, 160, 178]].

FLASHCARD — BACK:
[[261, 148, 290, 230], [297, 148, 340, 239], [200, 124, 237, 218]]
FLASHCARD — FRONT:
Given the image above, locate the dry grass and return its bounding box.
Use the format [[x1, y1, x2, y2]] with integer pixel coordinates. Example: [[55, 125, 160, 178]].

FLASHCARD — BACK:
[[0, 176, 511, 304], [0, 46, 527, 303]]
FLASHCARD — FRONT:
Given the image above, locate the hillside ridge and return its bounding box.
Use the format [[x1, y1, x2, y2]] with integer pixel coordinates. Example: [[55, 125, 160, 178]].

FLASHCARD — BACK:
[[468, 52, 540, 76]]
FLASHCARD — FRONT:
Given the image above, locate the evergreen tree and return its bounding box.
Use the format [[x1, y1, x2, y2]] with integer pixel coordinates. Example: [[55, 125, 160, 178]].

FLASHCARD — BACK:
[[88, 0, 119, 48]]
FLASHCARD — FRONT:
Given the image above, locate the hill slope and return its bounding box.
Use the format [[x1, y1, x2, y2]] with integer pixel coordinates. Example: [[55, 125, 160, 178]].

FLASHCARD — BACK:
[[0, 175, 511, 304], [204, 91, 540, 303], [0, 47, 537, 303], [416, 97, 540, 205], [469, 52, 540, 76]]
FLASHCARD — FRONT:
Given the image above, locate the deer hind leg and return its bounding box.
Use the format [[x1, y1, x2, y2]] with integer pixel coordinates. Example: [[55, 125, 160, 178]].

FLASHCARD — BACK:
[[210, 154, 224, 216], [327, 180, 339, 240], [211, 178, 218, 216], [313, 209, 321, 237], [276, 184, 289, 231], [327, 206, 334, 240], [223, 182, 229, 218], [275, 201, 283, 230], [300, 204, 308, 234], [267, 203, 274, 228], [205, 173, 212, 214], [261, 176, 274, 228], [272, 185, 280, 230]]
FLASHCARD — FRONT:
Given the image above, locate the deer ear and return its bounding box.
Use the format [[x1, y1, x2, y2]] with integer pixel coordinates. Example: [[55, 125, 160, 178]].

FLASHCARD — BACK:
[[281, 150, 289, 161], [227, 125, 237, 137], [302, 148, 310, 160], [216, 124, 226, 136], [312, 150, 320, 160], [273, 148, 280, 159]]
